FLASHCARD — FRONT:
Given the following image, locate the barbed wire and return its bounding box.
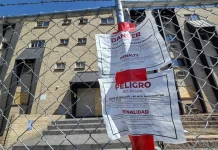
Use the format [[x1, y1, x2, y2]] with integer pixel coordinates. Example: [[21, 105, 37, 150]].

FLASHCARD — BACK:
[[0, 1, 218, 150], [0, 0, 112, 7]]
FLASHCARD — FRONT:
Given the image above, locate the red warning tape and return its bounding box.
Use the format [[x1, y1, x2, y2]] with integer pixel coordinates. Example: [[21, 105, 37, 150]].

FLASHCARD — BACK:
[[115, 68, 147, 85], [114, 22, 155, 150]]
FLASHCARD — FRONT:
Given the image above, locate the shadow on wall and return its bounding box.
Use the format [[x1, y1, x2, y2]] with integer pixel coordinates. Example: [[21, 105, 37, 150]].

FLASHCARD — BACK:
[[0, 23, 23, 136], [53, 90, 72, 118]]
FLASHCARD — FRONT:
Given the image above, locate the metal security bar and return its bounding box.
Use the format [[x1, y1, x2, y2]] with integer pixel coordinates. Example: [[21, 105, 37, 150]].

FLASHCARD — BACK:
[[0, 1, 218, 150]]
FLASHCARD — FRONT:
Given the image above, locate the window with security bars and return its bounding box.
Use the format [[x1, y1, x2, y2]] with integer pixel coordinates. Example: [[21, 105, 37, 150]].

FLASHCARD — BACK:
[[184, 14, 200, 21], [36, 21, 50, 27], [30, 40, 45, 48], [62, 19, 71, 25], [75, 62, 85, 69], [79, 18, 88, 24], [55, 62, 66, 70], [101, 18, 114, 25], [60, 39, 69, 45], [78, 38, 87, 44]]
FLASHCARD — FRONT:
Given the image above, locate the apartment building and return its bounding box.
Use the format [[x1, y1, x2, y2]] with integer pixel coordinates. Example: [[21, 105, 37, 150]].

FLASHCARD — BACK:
[[0, 7, 218, 135]]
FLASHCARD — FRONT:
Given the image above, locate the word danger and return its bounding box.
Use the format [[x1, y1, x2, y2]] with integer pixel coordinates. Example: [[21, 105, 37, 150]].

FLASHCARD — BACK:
[[115, 82, 151, 90], [111, 32, 141, 43], [120, 54, 138, 60], [122, 110, 149, 114]]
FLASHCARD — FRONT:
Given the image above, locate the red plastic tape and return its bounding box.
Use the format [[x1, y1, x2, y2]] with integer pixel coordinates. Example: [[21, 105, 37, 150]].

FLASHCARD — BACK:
[[114, 21, 154, 150], [129, 135, 155, 150], [115, 68, 147, 85], [113, 22, 136, 34]]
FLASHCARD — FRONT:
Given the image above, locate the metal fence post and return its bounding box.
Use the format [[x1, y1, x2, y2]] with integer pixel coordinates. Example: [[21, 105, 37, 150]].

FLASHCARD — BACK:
[[115, 0, 125, 23]]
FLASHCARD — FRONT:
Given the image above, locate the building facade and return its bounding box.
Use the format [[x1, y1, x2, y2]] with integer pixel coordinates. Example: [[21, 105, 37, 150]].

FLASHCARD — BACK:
[[0, 7, 218, 135]]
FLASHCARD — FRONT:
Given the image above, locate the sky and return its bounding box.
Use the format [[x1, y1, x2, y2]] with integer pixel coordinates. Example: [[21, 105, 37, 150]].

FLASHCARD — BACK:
[[0, 0, 115, 16]]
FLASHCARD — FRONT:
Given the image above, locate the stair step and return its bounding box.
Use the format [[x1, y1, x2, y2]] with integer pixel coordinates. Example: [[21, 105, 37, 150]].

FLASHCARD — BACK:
[[181, 116, 218, 121], [183, 125, 218, 128], [184, 129, 218, 136], [12, 143, 131, 150], [185, 135, 218, 141], [12, 134, 131, 150], [182, 121, 218, 125], [165, 140, 218, 149], [53, 118, 104, 125], [43, 128, 107, 135], [48, 123, 105, 130]]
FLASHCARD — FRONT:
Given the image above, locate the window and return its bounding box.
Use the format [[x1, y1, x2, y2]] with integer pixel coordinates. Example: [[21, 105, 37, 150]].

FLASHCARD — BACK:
[[166, 34, 178, 42], [60, 39, 69, 45], [78, 38, 87, 44], [170, 45, 177, 49], [176, 71, 187, 77], [36, 21, 49, 27], [184, 14, 200, 21], [130, 10, 146, 24], [79, 18, 88, 24], [169, 45, 178, 51], [164, 23, 171, 28], [55, 62, 66, 70], [101, 18, 114, 25], [172, 58, 186, 66], [62, 19, 71, 25], [75, 62, 85, 69], [200, 33, 210, 40], [22, 63, 34, 74], [162, 15, 171, 22], [210, 57, 218, 66], [30, 40, 45, 48]]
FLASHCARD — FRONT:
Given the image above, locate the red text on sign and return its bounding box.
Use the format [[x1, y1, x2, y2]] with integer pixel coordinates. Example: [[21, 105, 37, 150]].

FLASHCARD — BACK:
[[115, 82, 151, 90], [111, 32, 141, 43]]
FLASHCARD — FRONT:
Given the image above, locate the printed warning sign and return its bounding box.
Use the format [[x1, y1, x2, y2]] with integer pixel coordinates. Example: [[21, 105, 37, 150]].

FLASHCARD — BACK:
[[96, 11, 171, 78], [98, 69, 186, 144]]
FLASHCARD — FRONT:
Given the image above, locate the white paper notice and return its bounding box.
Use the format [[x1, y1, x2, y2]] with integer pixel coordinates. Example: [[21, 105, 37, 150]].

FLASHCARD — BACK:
[[98, 69, 186, 144], [96, 11, 171, 78]]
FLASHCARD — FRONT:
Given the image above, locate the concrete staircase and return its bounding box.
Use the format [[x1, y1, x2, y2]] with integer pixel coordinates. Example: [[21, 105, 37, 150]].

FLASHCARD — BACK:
[[12, 114, 218, 150]]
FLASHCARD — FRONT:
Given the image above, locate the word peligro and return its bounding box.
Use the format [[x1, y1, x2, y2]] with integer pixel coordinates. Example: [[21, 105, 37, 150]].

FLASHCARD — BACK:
[[115, 82, 151, 90]]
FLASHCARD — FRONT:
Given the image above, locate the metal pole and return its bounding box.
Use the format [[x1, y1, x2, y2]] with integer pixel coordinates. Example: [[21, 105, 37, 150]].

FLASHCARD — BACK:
[[115, 0, 125, 23]]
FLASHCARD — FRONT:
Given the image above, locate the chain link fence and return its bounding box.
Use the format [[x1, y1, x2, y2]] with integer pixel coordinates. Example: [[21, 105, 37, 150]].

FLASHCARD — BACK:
[[0, 1, 218, 149]]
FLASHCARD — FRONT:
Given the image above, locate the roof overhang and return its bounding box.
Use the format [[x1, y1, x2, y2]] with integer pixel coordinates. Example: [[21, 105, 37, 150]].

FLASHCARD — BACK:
[[16, 48, 44, 60], [70, 71, 99, 88]]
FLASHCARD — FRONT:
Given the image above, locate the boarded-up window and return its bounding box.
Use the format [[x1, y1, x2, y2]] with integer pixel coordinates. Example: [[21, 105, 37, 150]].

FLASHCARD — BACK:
[[14, 92, 29, 105], [178, 86, 196, 99]]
